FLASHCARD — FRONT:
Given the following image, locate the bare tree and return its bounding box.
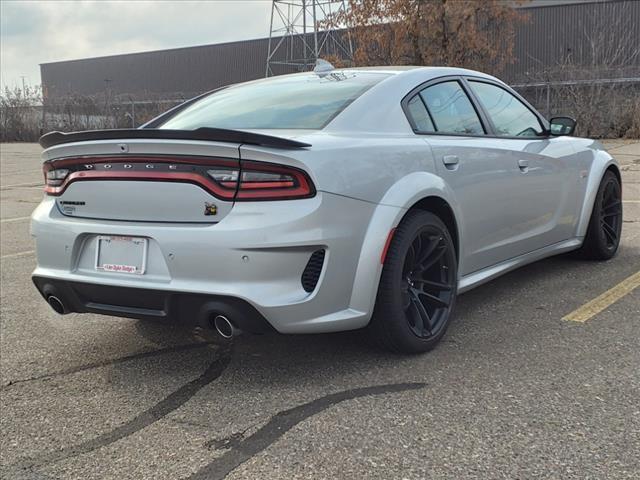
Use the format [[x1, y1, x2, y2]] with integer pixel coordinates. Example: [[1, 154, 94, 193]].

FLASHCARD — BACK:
[[0, 85, 43, 142], [324, 0, 528, 76]]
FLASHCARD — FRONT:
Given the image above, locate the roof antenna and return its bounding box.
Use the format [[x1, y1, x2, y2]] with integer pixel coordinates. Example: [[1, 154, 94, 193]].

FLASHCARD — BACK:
[[313, 58, 335, 74]]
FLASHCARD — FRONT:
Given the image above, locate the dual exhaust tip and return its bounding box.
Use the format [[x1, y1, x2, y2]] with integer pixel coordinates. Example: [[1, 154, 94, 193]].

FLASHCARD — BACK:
[[46, 294, 240, 339]]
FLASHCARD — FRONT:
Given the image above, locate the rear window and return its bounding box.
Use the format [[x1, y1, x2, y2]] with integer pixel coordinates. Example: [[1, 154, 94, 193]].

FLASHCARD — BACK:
[[158, 72, 390, 130]]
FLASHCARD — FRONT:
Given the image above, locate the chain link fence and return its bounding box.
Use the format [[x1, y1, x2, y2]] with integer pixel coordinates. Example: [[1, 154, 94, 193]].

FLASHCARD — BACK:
[[2, 77, 639, 142], [512, 77, 640, 138]]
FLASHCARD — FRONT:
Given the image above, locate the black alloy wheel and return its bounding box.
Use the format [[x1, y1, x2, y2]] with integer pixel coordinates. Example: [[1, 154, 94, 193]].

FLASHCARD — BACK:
[[575, 170, 622, 260], [369, 210, 458, 354], [401, 228, 456, 340], [599, 176, 623, 250]]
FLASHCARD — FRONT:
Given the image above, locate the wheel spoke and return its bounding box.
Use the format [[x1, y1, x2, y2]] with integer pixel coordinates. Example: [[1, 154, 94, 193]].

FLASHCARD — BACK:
[[601, 220, 617, 244], [409, 291, 432, 332], [404, 244, 416, 274], [413, 234, 423, 259], [414, 235, 439, 267], [408, 300, 424, 333], [415, 288, 449, 308], [419, 244, 447, 272], [602, 200, 621, 217], [415, 279, 452, 292]]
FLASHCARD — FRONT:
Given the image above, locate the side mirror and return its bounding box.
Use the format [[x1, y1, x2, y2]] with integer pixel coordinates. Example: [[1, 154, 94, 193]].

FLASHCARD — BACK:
[[549, 116, 576, 136]]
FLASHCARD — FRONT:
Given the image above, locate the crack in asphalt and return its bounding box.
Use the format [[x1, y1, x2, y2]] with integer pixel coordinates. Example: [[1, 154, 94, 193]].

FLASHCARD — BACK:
[[187, 382, 427, 480], [2, 342, 216, 389], [10, 343, 232, 472]]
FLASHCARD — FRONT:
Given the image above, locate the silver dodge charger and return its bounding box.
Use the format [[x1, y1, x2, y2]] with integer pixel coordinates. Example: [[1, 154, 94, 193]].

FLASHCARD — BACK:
[[31, 66, 622, 353]]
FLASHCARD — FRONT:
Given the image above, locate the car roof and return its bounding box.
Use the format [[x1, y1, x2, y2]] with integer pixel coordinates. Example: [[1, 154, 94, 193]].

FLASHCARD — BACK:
[[333, 65, 501, 82]]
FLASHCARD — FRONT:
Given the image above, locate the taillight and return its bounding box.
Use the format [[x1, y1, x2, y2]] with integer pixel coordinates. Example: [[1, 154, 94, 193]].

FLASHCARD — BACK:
[[45, 168, 69, 187], [235, 161, 314, 200], [43, 156, 314, 201]]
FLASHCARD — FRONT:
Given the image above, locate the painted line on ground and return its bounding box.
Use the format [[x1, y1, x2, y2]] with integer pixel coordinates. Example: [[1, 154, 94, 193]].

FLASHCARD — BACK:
[[622, 200, 640, 203], [563, 270, 640, 323], [0, 182, 42, 190], [0, 250, 35, 260], [0, 169, 42, 177], [0, 216, 31, 224]]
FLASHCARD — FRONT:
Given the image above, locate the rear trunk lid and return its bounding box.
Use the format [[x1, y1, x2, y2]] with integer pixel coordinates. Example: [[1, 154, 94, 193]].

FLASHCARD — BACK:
[[41, 128, 314, 223], [43, 138, 241, 224]]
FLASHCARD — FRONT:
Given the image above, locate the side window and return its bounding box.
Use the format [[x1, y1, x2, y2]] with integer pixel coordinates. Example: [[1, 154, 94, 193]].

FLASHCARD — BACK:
[[469, 81, 543, 137], [420, 81, 484, 135], [406, 95, 435, 132]]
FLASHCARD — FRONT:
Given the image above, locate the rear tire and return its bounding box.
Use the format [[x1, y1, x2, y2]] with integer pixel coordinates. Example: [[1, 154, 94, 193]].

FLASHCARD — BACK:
[[368, 210, 458, 354], [575, 171, 622, 260]]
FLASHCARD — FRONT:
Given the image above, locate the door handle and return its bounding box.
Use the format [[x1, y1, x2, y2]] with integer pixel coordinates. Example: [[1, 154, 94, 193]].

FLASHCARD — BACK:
[[442, 155, 459, 170], [518, 159, 529, 172]]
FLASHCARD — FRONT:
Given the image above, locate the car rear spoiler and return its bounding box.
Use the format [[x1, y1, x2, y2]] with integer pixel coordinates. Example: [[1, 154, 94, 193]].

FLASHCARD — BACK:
[[39, 127, 312, 150]]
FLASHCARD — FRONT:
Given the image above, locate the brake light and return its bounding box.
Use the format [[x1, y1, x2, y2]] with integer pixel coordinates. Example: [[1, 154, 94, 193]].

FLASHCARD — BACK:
[[208, 162, 314, 200], [45, 168, 69, 187], [235, 161, 314, 200], [43, 156, 315, 201]]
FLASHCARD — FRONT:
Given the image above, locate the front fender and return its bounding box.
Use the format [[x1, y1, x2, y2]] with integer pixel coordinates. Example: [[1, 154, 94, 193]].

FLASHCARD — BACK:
[[348, 171, 463, 319]]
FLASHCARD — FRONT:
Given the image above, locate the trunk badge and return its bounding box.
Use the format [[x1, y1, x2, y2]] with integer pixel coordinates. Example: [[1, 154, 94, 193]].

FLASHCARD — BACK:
[[204, 202, 218, 216]]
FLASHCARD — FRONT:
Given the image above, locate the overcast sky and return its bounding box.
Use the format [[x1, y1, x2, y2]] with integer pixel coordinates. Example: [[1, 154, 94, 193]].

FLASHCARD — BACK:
[[1, 0, 274, 89]]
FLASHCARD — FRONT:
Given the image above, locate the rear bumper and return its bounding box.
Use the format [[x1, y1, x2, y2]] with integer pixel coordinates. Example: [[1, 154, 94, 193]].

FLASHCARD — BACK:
[[32, 276, 274, 333], [31, 192, 404, 333]]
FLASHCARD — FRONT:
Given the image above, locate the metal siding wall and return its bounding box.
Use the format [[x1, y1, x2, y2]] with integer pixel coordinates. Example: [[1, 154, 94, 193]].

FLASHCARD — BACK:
[[41, 1, 640, 100], [507, 0, 640, 81], [41, 38, 291, 100]]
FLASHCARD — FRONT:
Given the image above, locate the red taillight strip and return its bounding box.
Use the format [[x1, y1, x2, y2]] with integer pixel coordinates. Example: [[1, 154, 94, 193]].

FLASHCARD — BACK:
[[44, 170, 237, 199], [44, 156, 315, 201]]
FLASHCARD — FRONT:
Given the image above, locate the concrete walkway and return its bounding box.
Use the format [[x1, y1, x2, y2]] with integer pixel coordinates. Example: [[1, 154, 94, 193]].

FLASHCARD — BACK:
[[602, 139, 640, 166]]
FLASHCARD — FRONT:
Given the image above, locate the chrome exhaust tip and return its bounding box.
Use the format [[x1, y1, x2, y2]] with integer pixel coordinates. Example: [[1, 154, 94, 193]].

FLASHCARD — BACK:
[[213, 315, 236, 339], [47, 295, 66, 315]]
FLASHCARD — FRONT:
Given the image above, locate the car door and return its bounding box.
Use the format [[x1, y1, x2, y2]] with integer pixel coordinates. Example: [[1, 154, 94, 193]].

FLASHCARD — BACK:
[[403, 77, 576, 276], [462, 78, 581, 258]]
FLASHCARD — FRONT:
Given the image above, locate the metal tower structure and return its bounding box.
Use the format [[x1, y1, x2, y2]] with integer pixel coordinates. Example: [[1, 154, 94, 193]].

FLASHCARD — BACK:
[[266, 0, 353, 77]]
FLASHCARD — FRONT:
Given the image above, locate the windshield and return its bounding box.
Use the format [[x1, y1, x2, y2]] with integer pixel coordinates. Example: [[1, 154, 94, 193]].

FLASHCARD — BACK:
[[158, 72, 389, 130]]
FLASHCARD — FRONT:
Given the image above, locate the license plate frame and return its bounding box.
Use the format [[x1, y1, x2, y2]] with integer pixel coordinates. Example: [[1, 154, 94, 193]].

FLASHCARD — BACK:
[[95, 235, 148, 275]]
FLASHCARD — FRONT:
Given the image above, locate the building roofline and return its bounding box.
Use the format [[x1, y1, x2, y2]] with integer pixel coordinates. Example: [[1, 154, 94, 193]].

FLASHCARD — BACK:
[[39, 35, 272, 67]]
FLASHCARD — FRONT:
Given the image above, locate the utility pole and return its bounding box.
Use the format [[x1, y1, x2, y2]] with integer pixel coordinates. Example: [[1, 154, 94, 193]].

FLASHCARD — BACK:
[[265, 0, 353, 77]]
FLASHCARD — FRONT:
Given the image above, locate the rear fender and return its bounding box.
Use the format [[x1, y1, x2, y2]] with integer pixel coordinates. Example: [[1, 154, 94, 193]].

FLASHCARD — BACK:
[[349, 172, 462, 318]]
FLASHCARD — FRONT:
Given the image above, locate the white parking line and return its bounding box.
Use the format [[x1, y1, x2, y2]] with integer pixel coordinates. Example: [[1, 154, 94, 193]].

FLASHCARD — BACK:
[[0, 250, 35, 260], [0, 216, 31, 223]]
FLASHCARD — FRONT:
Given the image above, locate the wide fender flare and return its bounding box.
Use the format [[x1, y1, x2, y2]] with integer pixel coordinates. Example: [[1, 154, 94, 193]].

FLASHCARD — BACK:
[[348, 171, 463, 318], [576, 153, 620, 238]]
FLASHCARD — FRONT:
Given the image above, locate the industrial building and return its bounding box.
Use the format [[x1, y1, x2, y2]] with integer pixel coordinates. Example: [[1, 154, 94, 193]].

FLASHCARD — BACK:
[[39, 0, 639, 103]]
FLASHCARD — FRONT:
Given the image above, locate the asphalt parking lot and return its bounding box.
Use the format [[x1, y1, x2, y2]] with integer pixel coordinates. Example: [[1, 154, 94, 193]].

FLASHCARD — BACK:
[[1, 141, 638, 480]]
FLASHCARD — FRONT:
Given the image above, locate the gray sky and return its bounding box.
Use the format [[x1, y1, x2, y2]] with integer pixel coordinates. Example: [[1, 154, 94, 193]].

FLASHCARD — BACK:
[[1, 0, 273, 89]]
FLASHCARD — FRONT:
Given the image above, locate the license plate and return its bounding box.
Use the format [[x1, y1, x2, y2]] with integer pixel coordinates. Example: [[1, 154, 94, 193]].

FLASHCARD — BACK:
[[95, 235, 148, 274]]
